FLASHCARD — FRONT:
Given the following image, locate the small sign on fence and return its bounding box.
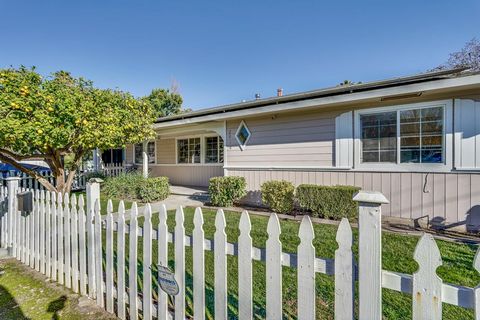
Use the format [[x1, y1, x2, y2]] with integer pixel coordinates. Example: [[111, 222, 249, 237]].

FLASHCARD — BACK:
[[157, 265, 179, 296]]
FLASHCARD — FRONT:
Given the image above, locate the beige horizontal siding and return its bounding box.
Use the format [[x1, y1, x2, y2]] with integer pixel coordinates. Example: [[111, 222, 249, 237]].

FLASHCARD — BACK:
[[125, 144, 134, 163], [226, 109, 340, 167], [227, 169, 480, 230], [156, 138, 176, 164], [150, 165, 223, 187]]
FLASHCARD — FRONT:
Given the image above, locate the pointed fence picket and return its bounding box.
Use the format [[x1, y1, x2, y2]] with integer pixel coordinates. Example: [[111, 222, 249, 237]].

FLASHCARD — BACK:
[[64, 194, 72, 288], [412, 234, 443, 320], [238, 211, 253, 320], [94, 199, 104, 307], [214, 209, 227, 320], [105, 200, 114, 313], [157, 204, 168, 320], [39, 191, 45, 274], [193, 207, 205, 320], [129, 202, 139, 320], [71, 194, 79, 293], [51, 192, 58, 281], [3, 184, 480, 320], [266, 212, 282, 320], [143, 204, 153, 320], [57, 193, 64, 285], [174, 206, 186, 320], [335, 218, 354, 320], [116, 201, 126, 320], [78, 195, 87, 296], [297, 216, 316, 320]]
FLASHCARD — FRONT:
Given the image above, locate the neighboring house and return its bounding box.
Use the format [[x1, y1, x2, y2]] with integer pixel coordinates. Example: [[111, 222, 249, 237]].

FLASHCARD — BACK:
[[125, 68, 480, 231]]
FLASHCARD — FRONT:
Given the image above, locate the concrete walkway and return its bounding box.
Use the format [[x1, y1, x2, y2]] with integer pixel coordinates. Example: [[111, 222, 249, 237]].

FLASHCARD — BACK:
[[109, 185, 208, 221]]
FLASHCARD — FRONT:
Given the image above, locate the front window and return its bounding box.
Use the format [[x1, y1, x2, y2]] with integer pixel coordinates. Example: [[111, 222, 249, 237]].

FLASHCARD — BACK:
[[400, 107, 443, 163], [360, 111, 397, 163], [134, 142, 155, 164], [177, 138, 201, 163], [205, 136, 224, 164], [360, 106, 444, 164]]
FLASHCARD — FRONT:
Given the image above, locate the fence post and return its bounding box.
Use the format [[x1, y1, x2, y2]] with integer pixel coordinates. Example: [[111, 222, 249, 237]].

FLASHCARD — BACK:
[[6, 177, 20, 254], [86, 179, 101, 299], [142, 151, 148, 178], [353, 190, 389, 320]]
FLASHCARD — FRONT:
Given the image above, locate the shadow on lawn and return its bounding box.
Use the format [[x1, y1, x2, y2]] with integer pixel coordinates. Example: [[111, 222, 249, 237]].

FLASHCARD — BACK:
[[0, 285, 28, 319], [47, 295, 67, 320]]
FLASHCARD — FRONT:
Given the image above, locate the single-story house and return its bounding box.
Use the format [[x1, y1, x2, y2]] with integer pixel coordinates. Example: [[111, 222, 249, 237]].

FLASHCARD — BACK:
[[120, 68, 480, 231]]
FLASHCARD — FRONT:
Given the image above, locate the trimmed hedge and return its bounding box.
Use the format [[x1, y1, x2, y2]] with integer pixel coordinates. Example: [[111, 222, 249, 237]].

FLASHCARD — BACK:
[[296, 184, 360, 219], [209, 176, 247, 207], [102, 173, 170, 202], [261, 180, 295, 214]]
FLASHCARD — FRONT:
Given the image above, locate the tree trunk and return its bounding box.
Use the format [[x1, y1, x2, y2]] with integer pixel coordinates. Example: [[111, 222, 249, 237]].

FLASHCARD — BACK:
[[56, 167, 66, 194]]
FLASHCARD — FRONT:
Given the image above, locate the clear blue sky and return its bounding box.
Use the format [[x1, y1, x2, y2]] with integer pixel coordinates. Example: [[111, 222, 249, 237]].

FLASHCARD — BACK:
[[1, 1, 479, 110]]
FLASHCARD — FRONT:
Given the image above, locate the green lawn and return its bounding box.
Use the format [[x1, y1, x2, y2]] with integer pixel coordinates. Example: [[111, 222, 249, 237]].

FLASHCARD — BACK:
[[0, 259, 116, 320], [111, 207, 479, 319]]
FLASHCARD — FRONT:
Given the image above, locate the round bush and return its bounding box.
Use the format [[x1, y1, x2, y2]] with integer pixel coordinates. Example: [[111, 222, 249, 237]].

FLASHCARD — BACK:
[[261, 180, 295, 214], [208, 176, 247, 207]]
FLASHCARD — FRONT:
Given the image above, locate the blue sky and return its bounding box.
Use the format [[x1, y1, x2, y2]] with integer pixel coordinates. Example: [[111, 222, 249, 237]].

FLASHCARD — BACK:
[[1, 1, 479, 110]]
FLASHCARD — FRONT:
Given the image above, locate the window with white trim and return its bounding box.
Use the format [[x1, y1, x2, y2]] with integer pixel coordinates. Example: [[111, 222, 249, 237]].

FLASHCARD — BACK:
[[134, 142, 155, 164], [235, 121, 251, 149], [205, 136, 224, 164], [177, 138, 201, 164], [359, 105, 444, 164]]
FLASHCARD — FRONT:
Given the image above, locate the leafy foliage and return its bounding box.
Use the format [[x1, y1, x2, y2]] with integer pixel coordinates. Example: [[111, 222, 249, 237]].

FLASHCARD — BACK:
[[260, 180, 295, 214], [102, 172, 169, 202], [0, 66, 156, 192], [208, 176, 247, 207], [142, 88, 183, 118], [296, 184, 360, 220]]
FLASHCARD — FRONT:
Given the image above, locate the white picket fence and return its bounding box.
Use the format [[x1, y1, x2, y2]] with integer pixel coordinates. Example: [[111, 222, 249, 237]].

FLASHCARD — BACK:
[[1, 170, 88, 191], [103, 163, 125, 177], [1, 179, 480, 319]]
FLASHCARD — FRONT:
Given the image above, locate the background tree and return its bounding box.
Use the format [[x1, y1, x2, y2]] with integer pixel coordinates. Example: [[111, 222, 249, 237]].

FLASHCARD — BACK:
[[434, 38, 480, 71], [0, 67, 156, 193], [142, 88, 183, 118]]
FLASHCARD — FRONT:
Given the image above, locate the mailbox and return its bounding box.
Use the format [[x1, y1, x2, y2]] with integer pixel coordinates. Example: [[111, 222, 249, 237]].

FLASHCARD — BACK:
[[17, 191, 33, 213]]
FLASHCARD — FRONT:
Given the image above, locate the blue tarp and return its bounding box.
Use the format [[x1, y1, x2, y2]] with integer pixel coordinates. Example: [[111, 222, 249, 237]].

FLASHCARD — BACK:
[[0, 163, 50, 178]]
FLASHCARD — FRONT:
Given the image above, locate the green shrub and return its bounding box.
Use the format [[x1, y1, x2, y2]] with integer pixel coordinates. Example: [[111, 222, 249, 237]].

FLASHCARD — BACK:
[[296, 184, 360, 220], [261, 180, 295, 214], [102, 173, 170, 202], [208, 176, 247, 207], [137, 177, 170, 202]]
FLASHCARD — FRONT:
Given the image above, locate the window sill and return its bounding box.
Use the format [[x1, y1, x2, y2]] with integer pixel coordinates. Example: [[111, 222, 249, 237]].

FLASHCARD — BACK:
[[354, 163, 452, 173], [150, 163, 224, 167]]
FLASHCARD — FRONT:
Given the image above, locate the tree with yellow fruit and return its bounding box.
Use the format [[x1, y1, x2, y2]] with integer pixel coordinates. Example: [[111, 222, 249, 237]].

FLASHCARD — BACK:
[[0, 66, 156, 193]]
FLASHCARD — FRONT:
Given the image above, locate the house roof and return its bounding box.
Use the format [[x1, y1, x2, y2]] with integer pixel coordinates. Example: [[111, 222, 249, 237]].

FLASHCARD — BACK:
[[154, 67, 480, 127]]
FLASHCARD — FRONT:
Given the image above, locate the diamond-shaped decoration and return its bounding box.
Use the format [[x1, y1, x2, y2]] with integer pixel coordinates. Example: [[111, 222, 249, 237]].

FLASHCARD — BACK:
[[235, 121, 251, 150]]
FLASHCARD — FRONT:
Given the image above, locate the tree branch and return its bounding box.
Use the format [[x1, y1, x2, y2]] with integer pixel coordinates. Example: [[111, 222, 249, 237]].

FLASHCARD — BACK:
[[0, 148, 51, 161], [0, 153, 56, 192]]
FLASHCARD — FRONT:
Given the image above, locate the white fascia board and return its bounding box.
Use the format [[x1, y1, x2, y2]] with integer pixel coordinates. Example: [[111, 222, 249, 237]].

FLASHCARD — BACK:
[[153, 75, 480, 129]]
